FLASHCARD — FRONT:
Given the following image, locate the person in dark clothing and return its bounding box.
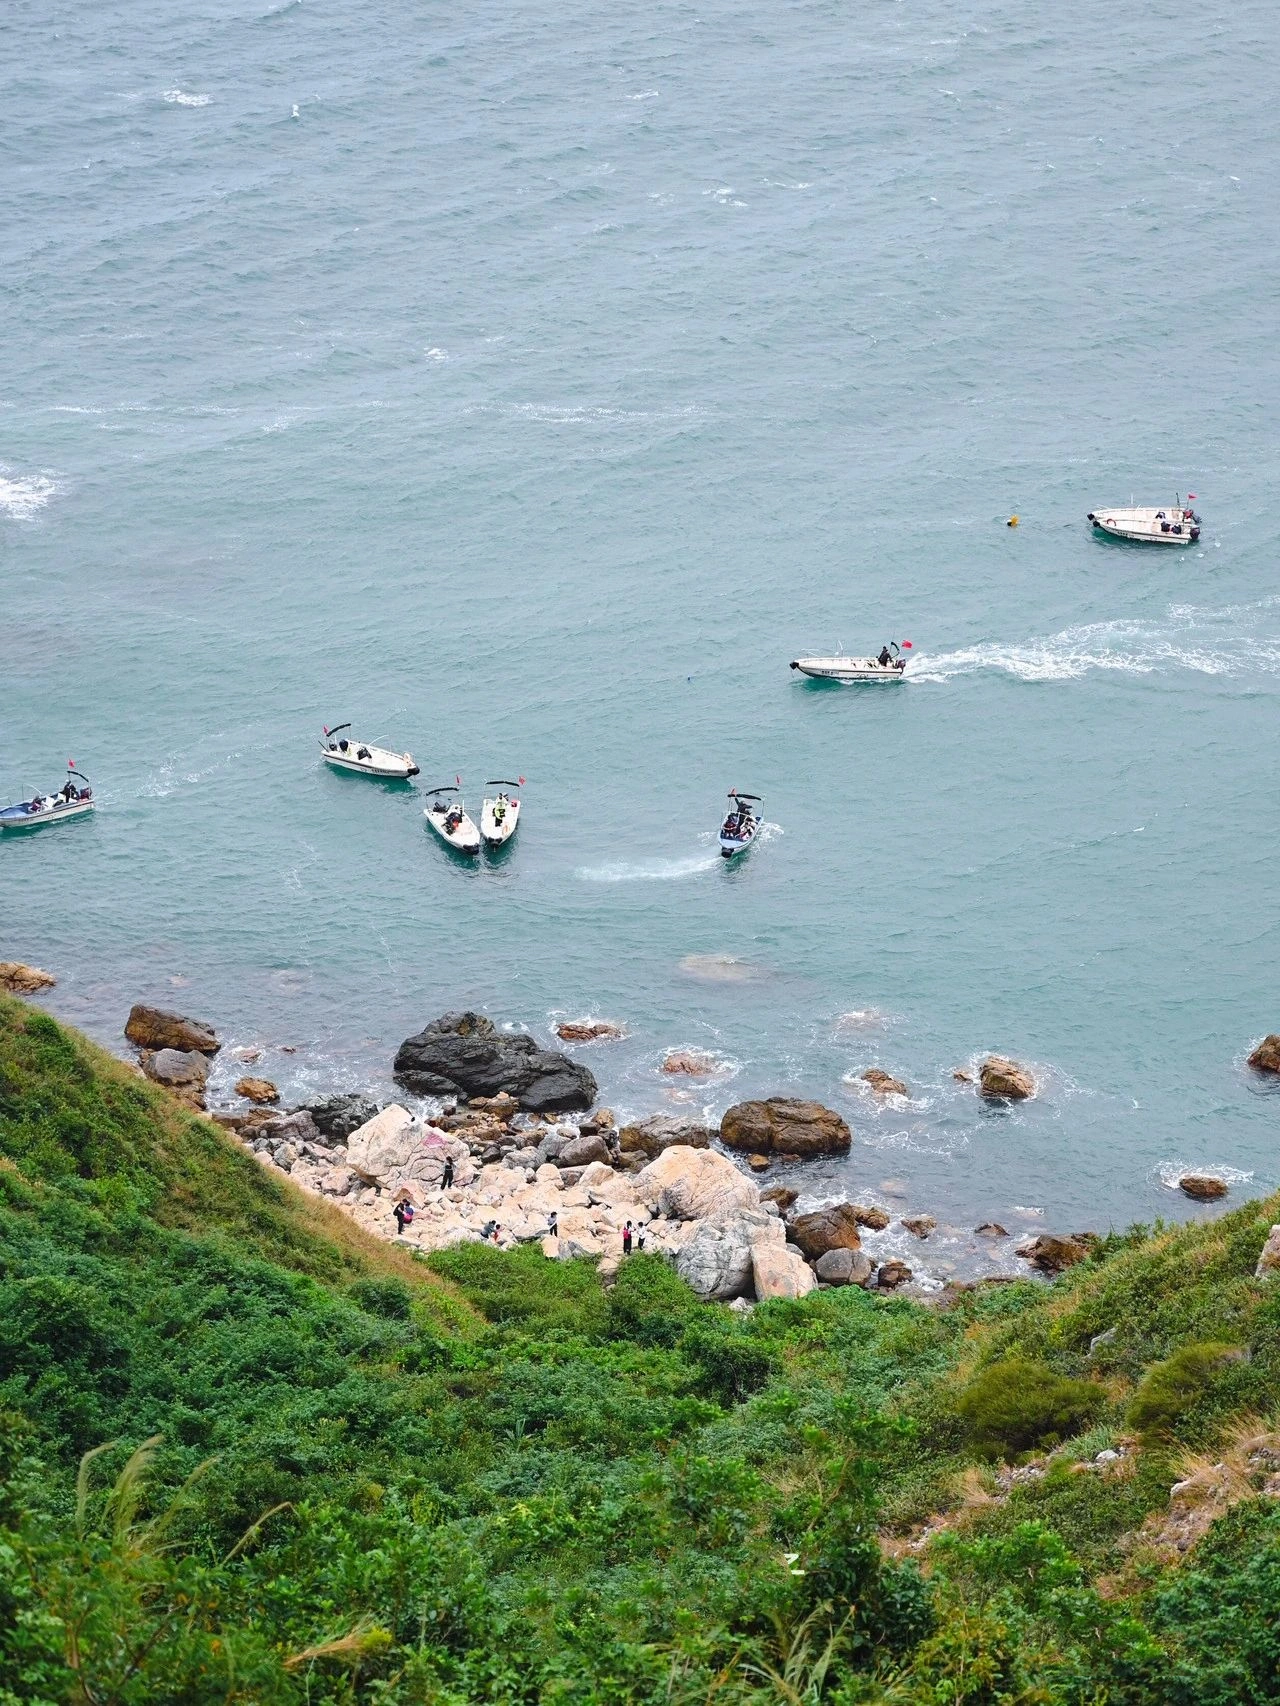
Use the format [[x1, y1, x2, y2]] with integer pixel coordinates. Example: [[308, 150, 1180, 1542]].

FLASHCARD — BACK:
[[878, 646, 892, 667], [547, 1210, 558, 1238], [393, 1201, 407, 1235], [622, 1221, 633, 1256], [636, 1226, 646, 1252], [441, 1155, 455, 1189]]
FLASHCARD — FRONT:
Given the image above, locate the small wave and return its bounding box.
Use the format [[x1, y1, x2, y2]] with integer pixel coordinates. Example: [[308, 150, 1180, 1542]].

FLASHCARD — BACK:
[[833, 1009, 890, 1033], [163, 89, 211, 106], [424, 347, 448, 362], [678, 953, 766, 983], [0, 470, 56, 520], [1157, 1161, 1254, 1189], [628, 90, 659, 100], [471, 401, 705, 428]]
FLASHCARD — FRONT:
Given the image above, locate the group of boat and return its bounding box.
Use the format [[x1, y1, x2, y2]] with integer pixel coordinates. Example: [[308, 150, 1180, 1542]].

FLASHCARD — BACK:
[[790, 495, 1204, 685], [321, 725, 521, 856], [1, 497, 1206, 844]]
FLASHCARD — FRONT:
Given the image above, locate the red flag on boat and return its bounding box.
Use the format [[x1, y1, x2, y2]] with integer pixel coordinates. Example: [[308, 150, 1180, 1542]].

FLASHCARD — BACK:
[[1187, 493, 1197, 500], [68, 759, 75, 768], [901, 641, 913, 649], [518, 776, 526, 785]]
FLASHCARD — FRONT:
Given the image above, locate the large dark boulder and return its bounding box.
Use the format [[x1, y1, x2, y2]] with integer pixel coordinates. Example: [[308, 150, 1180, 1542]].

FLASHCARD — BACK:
[[300, 1093, 381, 1141], [393, 1012, 597, 1113]]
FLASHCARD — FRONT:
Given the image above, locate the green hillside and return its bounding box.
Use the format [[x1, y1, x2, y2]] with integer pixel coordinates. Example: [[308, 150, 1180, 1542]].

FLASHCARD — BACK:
[[2, 993, 1279, 1704]]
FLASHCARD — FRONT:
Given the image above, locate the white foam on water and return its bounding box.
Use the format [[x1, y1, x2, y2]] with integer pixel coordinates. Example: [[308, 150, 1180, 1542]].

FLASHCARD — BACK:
[[1157, 1161, 1254, 1189], [0, 470, 57, 520], [163, 89, 211, 106], [577, 851, 720, 883], [910, 606, 1280, 684], [424, 347, 448, 361], [628, 90, 659, 100]]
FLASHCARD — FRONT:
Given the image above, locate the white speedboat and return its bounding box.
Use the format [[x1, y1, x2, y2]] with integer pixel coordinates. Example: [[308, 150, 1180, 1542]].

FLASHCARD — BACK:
[[320, 723, 419, 779], [790, 641, 912, 682], [424, 783, 480, 855], [719, 790, 762, 859], [481, 778, 523, 849], [1087, 501, 1200, 544], [0, 765, 95, 832]]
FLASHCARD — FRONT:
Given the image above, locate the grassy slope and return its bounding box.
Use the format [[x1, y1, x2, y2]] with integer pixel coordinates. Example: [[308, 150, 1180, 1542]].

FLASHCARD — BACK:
[[2, 996, 1280, 1704]]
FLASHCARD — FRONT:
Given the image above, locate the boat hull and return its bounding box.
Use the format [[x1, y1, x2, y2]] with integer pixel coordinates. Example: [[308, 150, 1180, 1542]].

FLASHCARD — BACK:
[[425, 808, 480, 855], [1087, 507, 1199, 545], [480, 799, 520, 848], [0, 800, 95, 831], [791, 658, 907, 683], [321, 742, 419, 779]]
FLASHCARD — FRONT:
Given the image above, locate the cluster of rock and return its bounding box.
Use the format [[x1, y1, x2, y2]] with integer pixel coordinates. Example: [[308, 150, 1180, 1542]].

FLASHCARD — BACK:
[[213, 1090, 920, 1300], [99, 1001, 1280, 1305]]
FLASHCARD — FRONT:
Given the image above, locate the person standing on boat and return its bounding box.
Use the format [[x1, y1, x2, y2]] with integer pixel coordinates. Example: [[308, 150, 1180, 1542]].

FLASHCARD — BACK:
[[878, 645, 892, 667]]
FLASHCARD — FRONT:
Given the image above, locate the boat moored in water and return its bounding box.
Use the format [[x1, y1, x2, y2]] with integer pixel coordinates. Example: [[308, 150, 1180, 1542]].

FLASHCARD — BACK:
[[0, 764, 95, 832], [320, 723, 419, 779], [790, 641, 912, 682], [481, 779, 523, 849], [424, 783, 481, 855], [1087, 500, 1201, 545], [719, 790, 762, 859]]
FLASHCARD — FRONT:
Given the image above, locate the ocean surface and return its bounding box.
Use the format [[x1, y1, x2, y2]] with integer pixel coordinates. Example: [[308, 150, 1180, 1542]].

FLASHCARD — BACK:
[[4, 0, 1278, 1278]]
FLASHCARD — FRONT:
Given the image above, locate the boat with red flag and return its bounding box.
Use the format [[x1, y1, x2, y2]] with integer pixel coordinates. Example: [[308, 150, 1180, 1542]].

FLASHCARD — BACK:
[[1086, 497, 1201, 545], [719, 790, 762, 859], [789, 641, 912, 682], [0, 762, 95, 832]]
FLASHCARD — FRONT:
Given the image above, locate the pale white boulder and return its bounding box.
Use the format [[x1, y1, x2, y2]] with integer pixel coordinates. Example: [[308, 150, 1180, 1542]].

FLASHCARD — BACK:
[[635, 1146, 760, 1222]]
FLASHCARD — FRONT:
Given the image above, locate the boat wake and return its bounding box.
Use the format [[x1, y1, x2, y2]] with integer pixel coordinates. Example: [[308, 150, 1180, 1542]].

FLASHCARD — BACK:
[[909, 604, 1280, 684], [576, 851, 721, 883]]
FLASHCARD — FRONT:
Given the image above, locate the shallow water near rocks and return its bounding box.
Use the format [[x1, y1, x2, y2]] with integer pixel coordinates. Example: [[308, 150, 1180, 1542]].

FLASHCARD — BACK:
[[4, 0, 1279, 1278]]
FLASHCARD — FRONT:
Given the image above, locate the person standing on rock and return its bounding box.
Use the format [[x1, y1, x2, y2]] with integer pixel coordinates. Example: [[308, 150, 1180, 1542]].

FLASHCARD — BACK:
[[442, 1155, 454, 1189], [547, 1210, 558, 1239], [636, 1226, 646, 1252], [393, 1200, 408, 1236], [622, 1221, 633, 1256]]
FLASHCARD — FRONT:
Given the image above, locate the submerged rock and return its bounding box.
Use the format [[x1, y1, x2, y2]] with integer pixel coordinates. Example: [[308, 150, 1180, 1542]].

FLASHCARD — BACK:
[[979, 1056, 1035, 1100], [393, 1012, 596, 1112], [901, 1214, 936, 1239], [661, 1049, 717, 1076], [1248, 1035, 1280, 1074], [0, 962, 56, 994], [1179, 1174, 1228, 1201], [556, 1020, 625, 1042], [126, 1003, 220, 1056], [974, 1222, 1009, 1238], [617, 1113, 713, 1157], [860, 1068, 908, 1097], [720, 1098, 851, 1158]]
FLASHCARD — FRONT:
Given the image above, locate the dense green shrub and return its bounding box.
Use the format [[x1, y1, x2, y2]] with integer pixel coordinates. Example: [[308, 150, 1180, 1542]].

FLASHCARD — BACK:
[[956, 1357, 1104, 1456], [1125, 1342, 1244, 1440]]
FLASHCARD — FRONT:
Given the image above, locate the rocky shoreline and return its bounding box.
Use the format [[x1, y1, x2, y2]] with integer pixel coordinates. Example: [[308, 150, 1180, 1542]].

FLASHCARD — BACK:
[[6, 968, 1277, 1305]]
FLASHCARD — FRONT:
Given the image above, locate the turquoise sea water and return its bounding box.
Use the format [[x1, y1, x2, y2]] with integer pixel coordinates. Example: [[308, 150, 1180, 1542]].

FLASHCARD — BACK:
[[4, 0, 1278, 1274]]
